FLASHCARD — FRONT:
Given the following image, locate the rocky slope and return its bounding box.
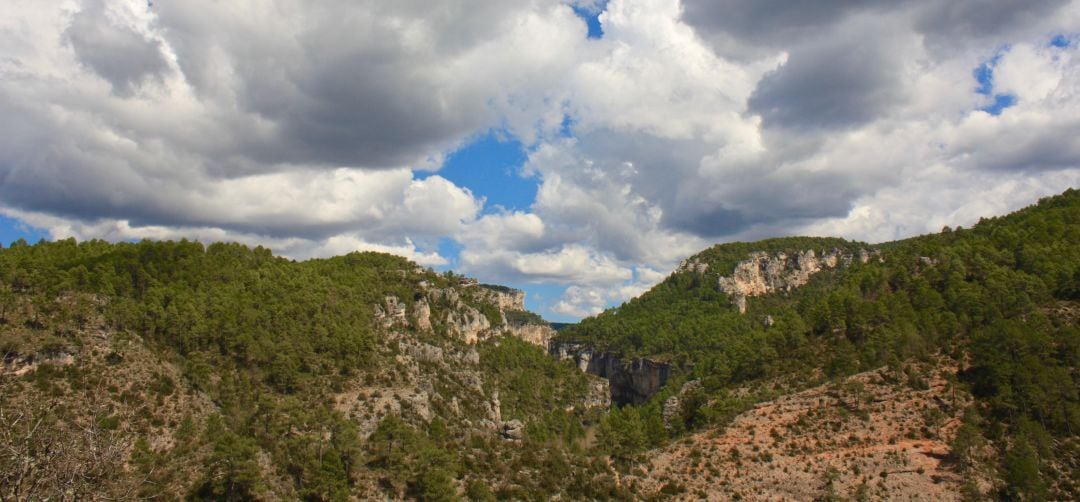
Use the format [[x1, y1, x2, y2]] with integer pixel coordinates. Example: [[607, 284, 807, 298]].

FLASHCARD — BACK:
[[556, 189, 1080, 501], [629, 361, 982, 500], [377, 281, 554, 347], [681, 247, 880, 313], [0, 243, 608, 500]]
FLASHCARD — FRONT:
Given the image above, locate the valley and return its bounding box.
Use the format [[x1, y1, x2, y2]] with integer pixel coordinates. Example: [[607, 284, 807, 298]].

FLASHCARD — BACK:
[[1, 189, 1078, 500]]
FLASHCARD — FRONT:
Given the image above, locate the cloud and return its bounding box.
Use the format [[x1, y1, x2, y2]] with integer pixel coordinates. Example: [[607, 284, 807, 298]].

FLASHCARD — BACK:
[[747, 18, 915, 131], [0, 0, 577, 259], [551, 265, 667, 317], [0, 205, 449, 266], [2, 0, 1079, 322], [65, 0, 168, 96], [459, 242, 632, 285]]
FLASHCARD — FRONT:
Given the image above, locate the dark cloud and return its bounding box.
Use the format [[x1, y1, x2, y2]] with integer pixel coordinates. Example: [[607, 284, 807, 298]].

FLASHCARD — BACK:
[[748, 33, 905, 131], [915, 0, 1072, 43], [957, 123, 1080, 173], [144, 0, 540, 170], [664, 205, 749, 238], [681, 0, 883, 46], [682, 0, 1074, 59], [65, 0, 167, 95]]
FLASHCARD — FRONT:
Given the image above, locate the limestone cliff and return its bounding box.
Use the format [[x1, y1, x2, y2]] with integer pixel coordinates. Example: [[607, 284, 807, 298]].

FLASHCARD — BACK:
[[697, 248, 880, 313], [550, 342, 671, 405], [504, 323, 555, 348], [476, 284, 526, 311], [379, 281, 550, 347]]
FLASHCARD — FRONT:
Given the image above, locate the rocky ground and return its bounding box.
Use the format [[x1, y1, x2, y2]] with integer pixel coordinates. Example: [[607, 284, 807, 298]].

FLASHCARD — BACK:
[[629, 362, 981, 500]]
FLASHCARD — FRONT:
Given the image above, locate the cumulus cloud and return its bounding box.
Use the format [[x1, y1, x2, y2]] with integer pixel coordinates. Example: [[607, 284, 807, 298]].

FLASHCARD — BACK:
[[65, 0, 168, 95], [2, 0, 1079, 321], [551, 265, 667, 318], [0, 0, 579, 261]]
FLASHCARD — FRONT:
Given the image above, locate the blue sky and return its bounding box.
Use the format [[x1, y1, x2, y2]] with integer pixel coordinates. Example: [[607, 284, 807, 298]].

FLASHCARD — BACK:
[[0, 216, 45, 247], [1, 1, 1078, 322], [420, 132, 534, 215]]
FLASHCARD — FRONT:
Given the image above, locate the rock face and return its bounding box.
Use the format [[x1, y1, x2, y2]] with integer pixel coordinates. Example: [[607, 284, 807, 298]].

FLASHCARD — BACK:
[[412, 300, 432, 332], [583, 378, 612, 409], [550, 342, 670, 406], [443, 306, 491, 344], [477, 286, 526, 311], [2, 348, 76, 376], [714, 248, 880, 313], [505, 323, 555, 348], [396, 283, 549, 346], [551, 342, 592, 373], [662, 380, 702, 430], [373, 296, 409, 328], [500, 419, 524, 441]]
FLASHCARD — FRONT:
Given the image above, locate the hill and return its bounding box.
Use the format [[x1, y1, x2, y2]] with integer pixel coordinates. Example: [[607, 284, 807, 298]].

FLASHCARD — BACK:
[[0, 241, 616, 499], [0, 188, 1077, 500], [557, 188, 1079, 500]]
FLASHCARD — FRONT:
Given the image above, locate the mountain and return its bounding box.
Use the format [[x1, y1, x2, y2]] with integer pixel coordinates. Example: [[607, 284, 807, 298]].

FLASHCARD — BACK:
[[1, 188, 1077, 500], [556, 188, 1079, 500], [0, 242, 613, 499]]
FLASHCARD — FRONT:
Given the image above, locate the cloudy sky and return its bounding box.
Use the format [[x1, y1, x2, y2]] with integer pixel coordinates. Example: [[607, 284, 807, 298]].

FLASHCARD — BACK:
[[2, 0, 1079, 321]]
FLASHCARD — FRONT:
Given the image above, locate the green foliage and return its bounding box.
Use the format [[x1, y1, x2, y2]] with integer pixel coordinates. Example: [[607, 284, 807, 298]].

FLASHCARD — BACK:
[[558, 189, 1080, 496], [466, 478, 496, 501], [477, 284, 516, 294], [503, 309, 547, 327], [366, 416, 459, 498], [1003, 438, 1048, 501], [3, 189, 1078, 499], [0, 240, 430, 393], [597, 405, 650, 462], [194, 416, 264, 501], [479, 337, 589, 424]]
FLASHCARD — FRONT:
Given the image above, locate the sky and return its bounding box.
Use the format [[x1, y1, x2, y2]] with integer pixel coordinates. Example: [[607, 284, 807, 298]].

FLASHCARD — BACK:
[[1, 1, 1079, 322]]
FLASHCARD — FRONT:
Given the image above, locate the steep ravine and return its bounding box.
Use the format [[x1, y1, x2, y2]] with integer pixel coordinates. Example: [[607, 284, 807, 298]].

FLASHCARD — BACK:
[[549, 342, 670, 406]]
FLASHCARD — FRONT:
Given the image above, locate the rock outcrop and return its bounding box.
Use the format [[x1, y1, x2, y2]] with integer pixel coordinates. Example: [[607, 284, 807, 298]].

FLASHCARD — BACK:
[[550, 342, 670, 405], [412, 300, 432, 332], [713, 248, 880, 313], [400, 283, 550, 346], [662, 380, 702, 430], [477, 285, 526, 311], [373, 296, 409, 328], [505, 323, 555, 348], [500, 419, 524, 441], [583, 378, 612, 409], [443, 306, 491, 344]]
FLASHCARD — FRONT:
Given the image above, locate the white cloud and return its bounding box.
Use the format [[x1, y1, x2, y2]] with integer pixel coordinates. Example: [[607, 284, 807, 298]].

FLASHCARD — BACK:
[[551, 265, 669, 318], [460, 243, 632, 285], [2, 0, 1079, 322], [553, 285, 609, 318]]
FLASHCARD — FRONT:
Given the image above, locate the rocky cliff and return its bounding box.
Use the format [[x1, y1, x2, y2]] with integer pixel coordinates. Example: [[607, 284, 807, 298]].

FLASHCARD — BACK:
[[683, 248, 880, 313], [375, 281, 550, 347], [550, 342, 670, 405], [505, 323, 555, 348], [476, 284, 526, 311]]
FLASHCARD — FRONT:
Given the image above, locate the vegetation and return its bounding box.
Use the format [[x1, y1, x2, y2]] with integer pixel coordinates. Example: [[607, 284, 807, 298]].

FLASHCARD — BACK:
[[559, 188, 1080, 499], [0, 238, 609, 499], [1, 188, 1077, 499]]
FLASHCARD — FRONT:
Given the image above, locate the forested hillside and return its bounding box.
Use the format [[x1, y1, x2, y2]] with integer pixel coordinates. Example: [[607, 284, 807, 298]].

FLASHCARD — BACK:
[[1, 189, 1077, 500], [560, 188, 1079, 499], [0, 240, 614, 499]]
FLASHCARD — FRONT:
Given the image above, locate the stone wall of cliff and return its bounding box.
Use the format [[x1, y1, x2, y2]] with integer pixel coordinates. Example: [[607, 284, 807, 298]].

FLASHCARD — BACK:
[[550, 342, 671, 405], [693, 248, 880, 313]]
